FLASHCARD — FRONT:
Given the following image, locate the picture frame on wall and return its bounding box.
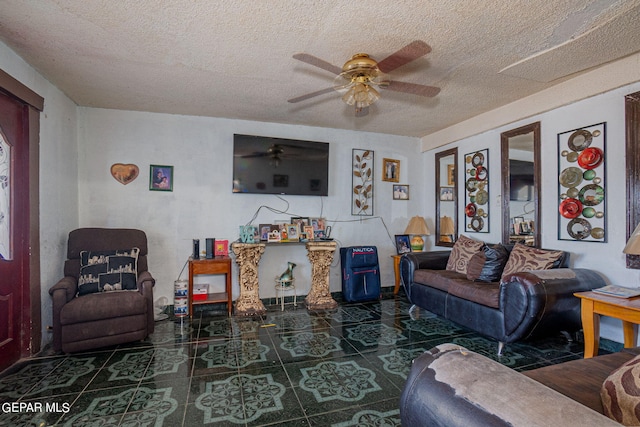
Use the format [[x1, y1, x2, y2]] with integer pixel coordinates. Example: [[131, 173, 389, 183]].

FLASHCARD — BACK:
[[382, 158, 400, 182], [149, 165, 174, 191], [440, 186, 454, 201], [393, 184, 410, 200], [395, 234, 411, 255]]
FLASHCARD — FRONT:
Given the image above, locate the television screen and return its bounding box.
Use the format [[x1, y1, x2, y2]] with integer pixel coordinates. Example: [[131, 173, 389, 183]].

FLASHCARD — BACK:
[[232, 134, 329, 196], [509, 159, 534, 201]]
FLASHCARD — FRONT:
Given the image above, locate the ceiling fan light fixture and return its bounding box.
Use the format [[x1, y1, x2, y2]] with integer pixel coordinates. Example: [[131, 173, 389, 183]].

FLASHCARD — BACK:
[[342, 83, 380, 110]]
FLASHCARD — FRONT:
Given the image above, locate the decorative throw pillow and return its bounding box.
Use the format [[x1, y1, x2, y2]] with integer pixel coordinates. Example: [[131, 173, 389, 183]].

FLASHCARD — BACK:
[[467, 243, 510, 282], [501, 244, 564, 279], [601, 354, 640, 425], [78, 248, 139, 296], [445, 235, 484, 274]]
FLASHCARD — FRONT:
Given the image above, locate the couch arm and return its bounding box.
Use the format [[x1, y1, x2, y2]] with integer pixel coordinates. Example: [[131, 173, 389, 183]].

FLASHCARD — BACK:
[[400, 343, 619, 427], [49, 276, 78, 352], [500, 268, 607, 341], [137, 271, 155, 334], [400, 251, 451, 298]]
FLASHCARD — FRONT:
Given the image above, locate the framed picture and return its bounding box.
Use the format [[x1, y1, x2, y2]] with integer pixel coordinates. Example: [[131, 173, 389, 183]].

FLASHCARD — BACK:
[[214, 240, 229, 256], [440, 186, 454, 201], [303, 225, 315, 241], [273, 174, 289, 187], [382, 158, 400, 182], [149, 165, 173, 191], [286, 223, 300, 241], [259, 224, 272, 241], [291, 217, 309, 227], [447, 164, 455, 186], [393, 184, 410, 200], [267, 225, 281, 242], [395, 234, 411, 255]]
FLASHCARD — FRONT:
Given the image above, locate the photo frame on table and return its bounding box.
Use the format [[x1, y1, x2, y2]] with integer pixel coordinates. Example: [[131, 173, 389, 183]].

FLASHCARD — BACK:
[[214, 240, 229, 256], [395, 234, 411, 255], [149, 165, 173, 191], [393, 184, 410, 200], [382, 158, 400, 182]]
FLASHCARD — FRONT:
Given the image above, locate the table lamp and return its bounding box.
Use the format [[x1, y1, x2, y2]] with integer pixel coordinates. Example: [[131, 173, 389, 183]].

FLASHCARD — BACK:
[[405, 216, 430, 251], [440, 216, 455, 243], [623, 223, 640, 255]]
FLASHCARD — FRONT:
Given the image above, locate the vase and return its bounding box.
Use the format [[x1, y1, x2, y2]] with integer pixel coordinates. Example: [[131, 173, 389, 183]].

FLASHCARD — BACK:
[[278, 262, 296, 286]]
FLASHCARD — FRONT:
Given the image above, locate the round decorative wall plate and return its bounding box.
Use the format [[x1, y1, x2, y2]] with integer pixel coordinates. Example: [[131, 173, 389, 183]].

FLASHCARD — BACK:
[[110, 163, 139, 185], [577, 147, 604, 170], [567, 129, 593, 151], [567, 218, 592, 240], [559, 167, 583, 188], [578, 184, 604, 206]]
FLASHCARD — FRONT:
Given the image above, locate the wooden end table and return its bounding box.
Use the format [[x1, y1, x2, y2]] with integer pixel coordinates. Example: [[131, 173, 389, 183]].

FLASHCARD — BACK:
[[574, 291, 640, 358]]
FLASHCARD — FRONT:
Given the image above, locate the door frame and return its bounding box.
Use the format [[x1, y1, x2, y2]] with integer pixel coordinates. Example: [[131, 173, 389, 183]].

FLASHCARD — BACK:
[[0, 69, 43, 358]]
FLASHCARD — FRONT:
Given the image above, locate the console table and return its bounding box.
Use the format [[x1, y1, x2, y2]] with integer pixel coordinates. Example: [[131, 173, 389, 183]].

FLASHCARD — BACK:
[[231, 242, 266, 316], [188, 257, 232, 317], [305, 240, 338, 310], [230, 240, 338, 314]]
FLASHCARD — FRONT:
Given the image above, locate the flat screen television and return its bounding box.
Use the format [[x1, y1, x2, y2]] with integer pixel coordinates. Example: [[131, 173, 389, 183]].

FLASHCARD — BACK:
[[232, 134, 329, 196], [509, 159, 534, 201]]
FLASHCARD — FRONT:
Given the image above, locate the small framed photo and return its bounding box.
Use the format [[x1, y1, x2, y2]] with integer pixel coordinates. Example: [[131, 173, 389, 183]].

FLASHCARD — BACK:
[[393, 184, 410, 200], [259, 224, 272, 241], [303, 225, 315, 241], [287, 223, 300, 241], [440, 186, 454, 201], [447, 164, 456, 186], [214, 240, 229, 256], [150, 165, 173, 191], [395, 235, 412, 255], [382, 158, 400, 182], [291, 217, 309, 227]]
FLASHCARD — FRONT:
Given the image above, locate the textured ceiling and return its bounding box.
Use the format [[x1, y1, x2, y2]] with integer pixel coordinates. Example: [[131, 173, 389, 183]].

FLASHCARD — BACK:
[[0, 0, 639, 138]]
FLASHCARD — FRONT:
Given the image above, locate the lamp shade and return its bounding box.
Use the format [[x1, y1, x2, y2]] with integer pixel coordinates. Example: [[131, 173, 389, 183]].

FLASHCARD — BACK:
[[624, 223, 640, 255], [404, 216, 430, 236], [440, 216, 455, 235]]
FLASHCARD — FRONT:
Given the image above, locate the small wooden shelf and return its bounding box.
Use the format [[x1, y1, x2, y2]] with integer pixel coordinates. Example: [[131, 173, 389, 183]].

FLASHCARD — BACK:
[[188, 257, 232, 316]]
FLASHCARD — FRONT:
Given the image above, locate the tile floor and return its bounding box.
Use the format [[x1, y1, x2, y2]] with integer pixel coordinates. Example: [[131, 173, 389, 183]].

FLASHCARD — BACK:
[[0, 294, 621, 426]]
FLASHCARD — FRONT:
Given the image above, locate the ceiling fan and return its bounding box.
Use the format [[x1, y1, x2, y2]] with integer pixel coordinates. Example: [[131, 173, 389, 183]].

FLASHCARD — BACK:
[[288, 40, 440, 117]]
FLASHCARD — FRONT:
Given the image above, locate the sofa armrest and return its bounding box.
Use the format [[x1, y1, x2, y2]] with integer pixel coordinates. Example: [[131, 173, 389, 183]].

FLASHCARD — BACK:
[[49, 276, 78, 302], [500, 268, 607, 340], [137, 271, 155, 334], [400, 251, 451, 298], [400, 343, 619, 427]]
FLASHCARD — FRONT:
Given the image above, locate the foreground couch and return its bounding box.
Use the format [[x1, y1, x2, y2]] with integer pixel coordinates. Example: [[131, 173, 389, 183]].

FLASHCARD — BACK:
[[400, 343, 638, 426], [49, 228, 155, 353], [400, 238, 606, 354]]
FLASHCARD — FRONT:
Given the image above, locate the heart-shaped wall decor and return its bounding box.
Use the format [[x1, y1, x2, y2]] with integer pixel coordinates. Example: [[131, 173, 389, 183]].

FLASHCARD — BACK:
[[110, 163, 139, 185]]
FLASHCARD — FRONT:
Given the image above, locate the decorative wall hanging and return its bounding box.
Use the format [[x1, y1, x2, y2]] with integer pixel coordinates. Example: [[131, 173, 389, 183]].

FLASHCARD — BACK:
[[464, 149, 489, 233], [382, 158, 400, 182], [352, 149, 374, 215], [149, 165, 174, 191], [110, 163, 139, 185], [557, 122, 606, 242]]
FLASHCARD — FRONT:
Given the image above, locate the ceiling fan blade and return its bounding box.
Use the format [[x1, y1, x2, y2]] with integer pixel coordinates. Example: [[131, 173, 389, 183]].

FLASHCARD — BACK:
[[355, 106, 369, 117], [288, 87, 336, 103], [377, 40, 432, 73], [383, 81, 441, 97], [293, 53, 343, 75]]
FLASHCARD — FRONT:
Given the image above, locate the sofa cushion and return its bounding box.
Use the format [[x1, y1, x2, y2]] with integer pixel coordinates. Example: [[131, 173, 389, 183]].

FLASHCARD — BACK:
[[413, 269, 466, 292], [501, 244, 564, 279], [445, 235, 484, 274], [447, 279, 500, 308], [601, 353, 640, 425], [467, 244, 510, 282], [60, 290, 147, 325], [78, 248, 139, 296]]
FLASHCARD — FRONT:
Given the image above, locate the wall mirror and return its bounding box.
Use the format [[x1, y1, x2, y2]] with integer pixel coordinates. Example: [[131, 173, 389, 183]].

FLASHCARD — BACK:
[[435, 147, 458, 247], [500, 122, 541, 247]]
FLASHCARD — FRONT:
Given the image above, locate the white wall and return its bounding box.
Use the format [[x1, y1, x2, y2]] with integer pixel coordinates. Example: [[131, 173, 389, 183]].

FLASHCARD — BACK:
[[0, 41, 79, 348], [77, 108, 424, 305], [425, 80, 640, 343]]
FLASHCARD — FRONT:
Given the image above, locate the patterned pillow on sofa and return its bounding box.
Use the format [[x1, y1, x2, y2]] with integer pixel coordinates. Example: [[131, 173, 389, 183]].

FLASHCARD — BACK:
[[78, 248, 139, 296], [501, 243, 564, 279], [445, 235, 484, 274], [601, 354, 640, 425]]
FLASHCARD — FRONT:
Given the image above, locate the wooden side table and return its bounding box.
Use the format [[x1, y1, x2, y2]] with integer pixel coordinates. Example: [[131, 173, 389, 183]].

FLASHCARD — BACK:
[[188, 257, 233, 317], [391, 255, 402, 295], [574, 291, 640, 358]]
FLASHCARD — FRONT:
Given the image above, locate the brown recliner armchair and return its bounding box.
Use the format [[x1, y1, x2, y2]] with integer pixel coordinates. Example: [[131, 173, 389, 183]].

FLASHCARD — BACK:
[[49, 228, 155, 353]]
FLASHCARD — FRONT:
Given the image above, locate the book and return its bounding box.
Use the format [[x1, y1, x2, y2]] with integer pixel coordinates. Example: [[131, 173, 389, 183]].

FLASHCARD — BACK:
[[593, 285, 640, 298]]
